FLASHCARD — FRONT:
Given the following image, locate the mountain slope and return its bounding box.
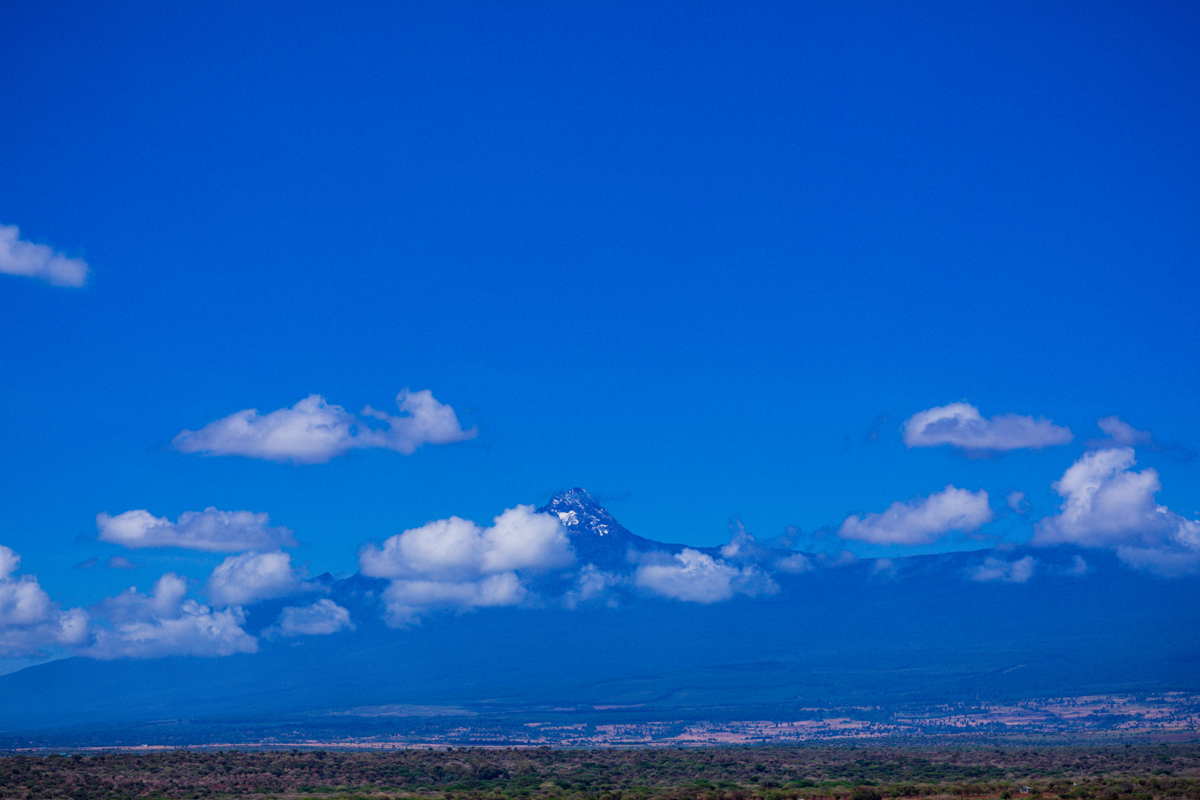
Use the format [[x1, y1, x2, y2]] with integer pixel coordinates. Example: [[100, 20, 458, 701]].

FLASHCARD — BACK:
[[0, 491, 1197, 734]]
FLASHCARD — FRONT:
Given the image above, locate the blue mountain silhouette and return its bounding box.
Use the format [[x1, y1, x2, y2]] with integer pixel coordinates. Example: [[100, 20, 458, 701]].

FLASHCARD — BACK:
[[1, 489, 1197, 736]]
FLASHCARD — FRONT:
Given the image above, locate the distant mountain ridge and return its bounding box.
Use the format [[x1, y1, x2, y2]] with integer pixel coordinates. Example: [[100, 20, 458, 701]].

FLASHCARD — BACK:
[[1, 489, 1198, 738]]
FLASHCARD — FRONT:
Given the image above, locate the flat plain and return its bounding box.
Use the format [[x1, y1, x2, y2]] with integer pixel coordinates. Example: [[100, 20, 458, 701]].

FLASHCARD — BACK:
[[1, 743, 1198, 800]]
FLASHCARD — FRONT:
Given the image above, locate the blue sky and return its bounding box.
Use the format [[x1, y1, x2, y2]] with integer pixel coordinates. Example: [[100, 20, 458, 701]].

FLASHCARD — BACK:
[[1, 1, 1198, 665]]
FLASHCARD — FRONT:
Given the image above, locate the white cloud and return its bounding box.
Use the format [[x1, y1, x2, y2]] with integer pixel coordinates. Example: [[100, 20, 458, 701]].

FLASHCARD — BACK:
[[1032, 450, 1200, 575], [97, 507, 296, 553], [172, 389, 476, 464], [970, 556, 1036, 583], [88, 573, 257, 659], [1006, 491, 1029, 514], [382, 572, 525, 626], [360, 505, 574, 582], [634, 549, 778, 604], [206, 551, 305, 607], [903, 402, 1073, 452], [838, 485, 993, 545], [266, 599, 354, 638], [360, 505, 572, 624], [0, 224, 89, 287], [1033, 447, 1200, 576], [0, 545, 89, 657], [1065, 555, 1089, 575]]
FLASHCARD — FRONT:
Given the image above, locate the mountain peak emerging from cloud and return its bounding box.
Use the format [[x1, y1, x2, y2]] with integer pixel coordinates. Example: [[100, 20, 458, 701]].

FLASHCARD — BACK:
[[537, 489, 679, 570], [538, 488, 629, 539]]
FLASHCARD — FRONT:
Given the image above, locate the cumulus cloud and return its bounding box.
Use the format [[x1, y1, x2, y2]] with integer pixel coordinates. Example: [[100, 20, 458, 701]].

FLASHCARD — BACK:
[[970, 556, 1036, 583], [0, 545, 89, 657], [360, 505, 573, 581], [206, 551, 305, 607], [838, 485, 993, 545], [1033, 447, 1200, 575], [173, 389, 476, 464], [634, 549, 778, 604], [903, 402, 1073, 452], [88, 572, 257, 659], [96, 507, 296, 553], [0, 224, 89, 287], [266, 599, 354, 638], [360, 505, 573, 624]]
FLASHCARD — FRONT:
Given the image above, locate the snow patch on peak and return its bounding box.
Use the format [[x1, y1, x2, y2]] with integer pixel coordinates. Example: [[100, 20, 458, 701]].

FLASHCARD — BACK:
[[539, 489, 629, 541]]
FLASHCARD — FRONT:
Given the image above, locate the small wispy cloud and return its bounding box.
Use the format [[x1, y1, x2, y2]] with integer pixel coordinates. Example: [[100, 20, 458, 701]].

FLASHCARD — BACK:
[[1087, 416, 1195, 461], [1092, 416, 1153, 448], [0, 224, 89, 287], [903, 402, 1072, 452], [562, 564, 625, 609], [173, 390, 477, 464], [969, 555, 1036, 583]]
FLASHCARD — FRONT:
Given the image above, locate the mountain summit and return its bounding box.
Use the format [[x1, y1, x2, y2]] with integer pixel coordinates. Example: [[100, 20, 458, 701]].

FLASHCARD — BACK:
[[537, 488, 687, 569], [538, 488, 631, 538]]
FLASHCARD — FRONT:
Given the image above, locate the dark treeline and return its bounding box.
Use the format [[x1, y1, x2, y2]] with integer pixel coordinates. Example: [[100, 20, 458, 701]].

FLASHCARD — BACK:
[[0, 744, 1197, 800]]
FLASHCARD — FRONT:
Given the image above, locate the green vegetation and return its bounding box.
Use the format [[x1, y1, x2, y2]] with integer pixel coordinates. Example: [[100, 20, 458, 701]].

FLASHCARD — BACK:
[[0, 744, 1196, 800]]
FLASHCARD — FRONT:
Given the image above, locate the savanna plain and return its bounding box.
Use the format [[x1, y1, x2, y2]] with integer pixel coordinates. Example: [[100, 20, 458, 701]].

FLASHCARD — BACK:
[[1, 744, 1198, 800]]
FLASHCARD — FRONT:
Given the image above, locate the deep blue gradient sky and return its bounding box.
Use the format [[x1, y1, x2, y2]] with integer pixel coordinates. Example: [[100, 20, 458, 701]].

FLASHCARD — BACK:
[[2, 1, 1198, 627]]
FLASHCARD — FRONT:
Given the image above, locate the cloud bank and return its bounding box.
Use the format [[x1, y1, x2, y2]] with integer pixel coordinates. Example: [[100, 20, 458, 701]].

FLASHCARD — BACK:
[[360, 505, 574, 625], [0, 224, 89, 287], [838, 485, 993, 545], [97, 508, 296, 553], [173, 390, 476, 464], [903, 402, 1073, 452], [1034, 447, 1200, 575]]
